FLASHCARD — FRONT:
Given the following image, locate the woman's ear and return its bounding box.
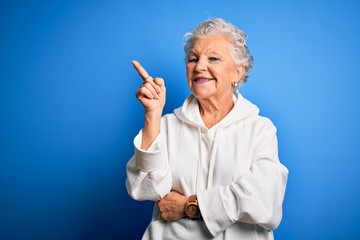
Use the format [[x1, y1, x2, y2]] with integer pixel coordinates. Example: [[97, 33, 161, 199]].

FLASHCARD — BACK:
[[236, 64, 246, 80]]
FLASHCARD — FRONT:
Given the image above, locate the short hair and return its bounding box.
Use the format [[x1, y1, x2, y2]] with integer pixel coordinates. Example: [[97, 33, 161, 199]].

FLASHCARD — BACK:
[[183, 18, 253, 86]]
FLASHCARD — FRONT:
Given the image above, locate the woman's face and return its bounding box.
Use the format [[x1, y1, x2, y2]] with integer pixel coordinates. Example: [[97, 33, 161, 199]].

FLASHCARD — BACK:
[[186, 34, 244, 102]]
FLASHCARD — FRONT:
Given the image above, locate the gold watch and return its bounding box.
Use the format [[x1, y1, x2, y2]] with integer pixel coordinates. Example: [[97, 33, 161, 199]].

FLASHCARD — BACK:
[[184, 195, 201, 219]]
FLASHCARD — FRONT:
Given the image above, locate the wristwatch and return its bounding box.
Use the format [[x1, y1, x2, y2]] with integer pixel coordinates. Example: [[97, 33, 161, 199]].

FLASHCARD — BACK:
[[184, 195, 201, 219]]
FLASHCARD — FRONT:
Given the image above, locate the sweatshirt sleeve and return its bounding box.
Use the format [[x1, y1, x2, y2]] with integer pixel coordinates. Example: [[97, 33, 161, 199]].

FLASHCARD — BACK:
[[125, 129, 172, 201], [197, 119, 289, 237]]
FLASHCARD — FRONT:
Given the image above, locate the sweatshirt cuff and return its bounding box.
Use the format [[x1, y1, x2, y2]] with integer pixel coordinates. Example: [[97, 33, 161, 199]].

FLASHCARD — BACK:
[[133, 130, 165, 172], [197, 186, 234, 237]]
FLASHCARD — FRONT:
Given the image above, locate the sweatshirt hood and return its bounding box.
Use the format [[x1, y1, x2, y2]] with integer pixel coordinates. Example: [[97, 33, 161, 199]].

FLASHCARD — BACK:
[[174, 91, 260, 129], [174, 91, 260, 191]]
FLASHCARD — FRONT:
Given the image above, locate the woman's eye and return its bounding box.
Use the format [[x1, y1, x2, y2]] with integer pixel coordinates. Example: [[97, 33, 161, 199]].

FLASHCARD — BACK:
[[188, 58, 198, 63], [209, 57, 220, 62]]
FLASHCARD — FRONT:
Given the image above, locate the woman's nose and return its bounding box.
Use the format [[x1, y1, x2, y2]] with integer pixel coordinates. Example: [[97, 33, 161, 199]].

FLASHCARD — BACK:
[[195, 58, 207, 72]]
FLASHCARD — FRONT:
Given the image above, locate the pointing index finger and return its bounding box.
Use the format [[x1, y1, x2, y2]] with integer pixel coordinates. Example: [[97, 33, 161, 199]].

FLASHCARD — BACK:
[[131, 60, 152, 82]]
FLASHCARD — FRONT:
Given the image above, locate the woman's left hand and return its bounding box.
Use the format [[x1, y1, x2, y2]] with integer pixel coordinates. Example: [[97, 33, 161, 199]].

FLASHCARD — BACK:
[[157, 190, 188, 221]]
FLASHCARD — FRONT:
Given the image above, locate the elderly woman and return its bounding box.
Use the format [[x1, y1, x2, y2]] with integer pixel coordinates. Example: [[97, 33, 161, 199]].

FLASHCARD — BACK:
[[126, 18, 288, 239]]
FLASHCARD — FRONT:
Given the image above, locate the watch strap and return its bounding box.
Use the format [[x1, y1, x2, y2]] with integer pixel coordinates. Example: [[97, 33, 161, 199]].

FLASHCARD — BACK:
[[188, 195, 197, 204]]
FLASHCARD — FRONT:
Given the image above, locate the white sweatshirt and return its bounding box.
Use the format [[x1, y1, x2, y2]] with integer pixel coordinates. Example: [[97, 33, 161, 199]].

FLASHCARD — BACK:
[[126, 92, 288, 240]]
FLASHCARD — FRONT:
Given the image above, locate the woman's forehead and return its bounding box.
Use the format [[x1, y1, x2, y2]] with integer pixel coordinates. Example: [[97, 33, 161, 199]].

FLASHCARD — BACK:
[[190, 35, 232, 55]]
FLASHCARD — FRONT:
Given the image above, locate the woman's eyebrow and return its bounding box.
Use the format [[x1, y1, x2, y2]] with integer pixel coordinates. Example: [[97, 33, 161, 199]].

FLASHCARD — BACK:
[[206, 49, 222, 55], [188, 50, 199, 55]]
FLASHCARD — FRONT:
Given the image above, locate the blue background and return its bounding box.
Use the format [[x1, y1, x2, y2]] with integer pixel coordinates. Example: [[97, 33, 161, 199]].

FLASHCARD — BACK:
[[1, 0, 360, 239]]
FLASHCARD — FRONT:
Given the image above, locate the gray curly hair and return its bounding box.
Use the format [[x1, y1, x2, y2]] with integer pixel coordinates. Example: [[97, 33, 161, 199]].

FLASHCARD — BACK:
[[183, 18, 253, 86]]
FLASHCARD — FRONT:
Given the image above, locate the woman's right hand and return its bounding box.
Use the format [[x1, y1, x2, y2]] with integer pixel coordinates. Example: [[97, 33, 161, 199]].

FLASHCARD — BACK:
[[132, 60, 166, 113]]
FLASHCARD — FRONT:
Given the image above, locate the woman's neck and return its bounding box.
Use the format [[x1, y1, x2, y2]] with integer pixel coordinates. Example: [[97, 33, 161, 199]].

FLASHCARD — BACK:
[[198, 94, 234, 129]]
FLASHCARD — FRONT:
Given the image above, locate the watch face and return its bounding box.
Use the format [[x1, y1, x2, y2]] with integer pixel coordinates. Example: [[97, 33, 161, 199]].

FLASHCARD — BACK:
[[186, 203, 200, 218]]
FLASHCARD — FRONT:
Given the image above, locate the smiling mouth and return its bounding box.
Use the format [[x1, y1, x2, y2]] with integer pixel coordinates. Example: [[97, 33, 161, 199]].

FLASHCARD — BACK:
[[194, 78, 213, 84]]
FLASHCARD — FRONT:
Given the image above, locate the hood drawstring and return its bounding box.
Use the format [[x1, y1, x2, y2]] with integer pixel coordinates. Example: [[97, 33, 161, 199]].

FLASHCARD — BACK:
[[207, 129, 220, 189], [195, 127, 202, 193], [195, 127, 220, 192]]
